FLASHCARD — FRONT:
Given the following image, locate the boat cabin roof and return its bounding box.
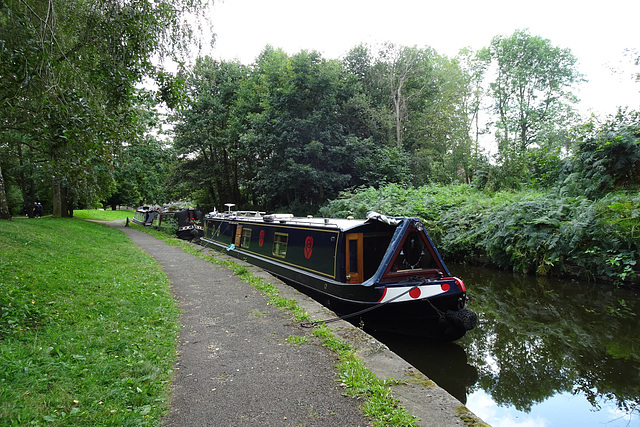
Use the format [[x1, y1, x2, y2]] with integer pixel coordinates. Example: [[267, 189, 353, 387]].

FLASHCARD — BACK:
[[206, 210, 403, 232]]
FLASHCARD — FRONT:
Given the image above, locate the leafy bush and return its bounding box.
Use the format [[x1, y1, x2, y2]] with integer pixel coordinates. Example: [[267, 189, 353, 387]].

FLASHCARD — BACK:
[[568, 110, 640, 197], [321, 184, 639, 284]]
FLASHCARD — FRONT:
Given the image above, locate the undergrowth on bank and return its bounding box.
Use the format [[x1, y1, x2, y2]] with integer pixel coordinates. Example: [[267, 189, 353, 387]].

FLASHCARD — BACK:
[[320, 184, 640, 284], [0, 217, 179, 426], [137, 225, 420, 426]]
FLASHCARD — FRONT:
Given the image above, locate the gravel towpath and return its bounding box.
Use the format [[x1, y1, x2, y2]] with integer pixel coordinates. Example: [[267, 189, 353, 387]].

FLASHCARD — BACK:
[[115, 224, 369, 426]]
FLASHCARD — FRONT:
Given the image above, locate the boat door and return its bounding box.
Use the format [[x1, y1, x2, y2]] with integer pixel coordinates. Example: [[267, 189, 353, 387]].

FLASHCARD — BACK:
[[234, 224, 243, 247], [345, 233, 363, 284]]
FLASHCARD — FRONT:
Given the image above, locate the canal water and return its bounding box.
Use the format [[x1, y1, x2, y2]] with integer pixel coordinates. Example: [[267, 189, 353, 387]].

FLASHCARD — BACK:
[[369, 264, 640, 426]]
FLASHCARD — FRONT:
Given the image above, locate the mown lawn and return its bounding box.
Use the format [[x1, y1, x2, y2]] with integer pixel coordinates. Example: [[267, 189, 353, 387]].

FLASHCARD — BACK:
[[73, 209, 135, 222], [0, 215, 179, 426]]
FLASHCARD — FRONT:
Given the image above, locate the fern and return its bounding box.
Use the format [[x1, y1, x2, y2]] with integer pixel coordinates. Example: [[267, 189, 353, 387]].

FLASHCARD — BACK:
[[320, 184, 639, 283]]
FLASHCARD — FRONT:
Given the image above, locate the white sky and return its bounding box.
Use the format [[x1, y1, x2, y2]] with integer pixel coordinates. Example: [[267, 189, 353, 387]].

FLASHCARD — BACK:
[[199, 0, 639, 118]]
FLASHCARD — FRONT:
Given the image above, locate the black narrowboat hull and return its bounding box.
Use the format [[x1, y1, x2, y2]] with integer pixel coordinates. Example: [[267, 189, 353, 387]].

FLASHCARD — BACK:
[[131, 208, 156, 226], [133, 207, 204, 240], [200, 212, 477, 341], [173, 209, 204, 241]]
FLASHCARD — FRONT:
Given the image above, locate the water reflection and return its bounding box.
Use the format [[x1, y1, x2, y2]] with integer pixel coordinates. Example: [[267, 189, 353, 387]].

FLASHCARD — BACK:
[[370, 264, 640, 425], [370, 333, 477, 404]]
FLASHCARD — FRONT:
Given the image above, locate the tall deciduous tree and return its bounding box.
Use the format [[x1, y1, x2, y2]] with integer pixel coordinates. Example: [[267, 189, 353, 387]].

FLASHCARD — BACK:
[[172, 57, 248, 208], [0, 0, 209, 218], [481, 30, 583, 158], [242, 48, 361, 210], [378, 43, 436, 148]]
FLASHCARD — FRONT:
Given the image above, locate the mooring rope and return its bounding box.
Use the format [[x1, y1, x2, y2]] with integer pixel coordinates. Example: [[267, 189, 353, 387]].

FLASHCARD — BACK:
[[300, 285, 420, 328], [197, 241, 211, 252]]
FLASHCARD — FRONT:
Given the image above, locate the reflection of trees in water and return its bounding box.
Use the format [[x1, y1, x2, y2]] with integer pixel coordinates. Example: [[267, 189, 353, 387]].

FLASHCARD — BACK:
[[369, 332, 478, 404], [459, 266, 640, 414]]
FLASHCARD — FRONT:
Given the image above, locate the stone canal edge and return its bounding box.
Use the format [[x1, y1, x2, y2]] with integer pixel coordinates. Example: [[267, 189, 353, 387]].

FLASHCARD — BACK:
[[242, 260, 488, 427]]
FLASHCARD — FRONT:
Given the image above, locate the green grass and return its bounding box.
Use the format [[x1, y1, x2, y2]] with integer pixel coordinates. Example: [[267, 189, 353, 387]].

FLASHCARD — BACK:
[[0, 217, 179, 426], [73, 209, 135, 222]]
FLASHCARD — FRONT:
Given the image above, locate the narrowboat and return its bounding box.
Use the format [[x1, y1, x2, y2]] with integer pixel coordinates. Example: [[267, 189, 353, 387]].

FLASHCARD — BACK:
[[172, 207, 204, 241], [131, 206, 156, 226], [133, 207, 204, 241], [201, 209, 477, 341]]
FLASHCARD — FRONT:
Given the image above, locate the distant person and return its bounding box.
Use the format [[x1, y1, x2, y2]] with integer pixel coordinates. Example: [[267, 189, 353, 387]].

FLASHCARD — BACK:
[[34, 202, 43, 218]]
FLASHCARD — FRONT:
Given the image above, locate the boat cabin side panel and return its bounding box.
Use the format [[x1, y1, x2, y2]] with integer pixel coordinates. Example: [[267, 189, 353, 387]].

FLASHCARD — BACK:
[[205, 218, 341, 279]]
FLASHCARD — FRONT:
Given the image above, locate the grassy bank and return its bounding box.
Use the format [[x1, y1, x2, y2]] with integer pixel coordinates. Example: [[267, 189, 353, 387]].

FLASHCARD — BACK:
[[73, 209, 135, 221], [0, 216, 179, 425], [320, 184, 640, 284]]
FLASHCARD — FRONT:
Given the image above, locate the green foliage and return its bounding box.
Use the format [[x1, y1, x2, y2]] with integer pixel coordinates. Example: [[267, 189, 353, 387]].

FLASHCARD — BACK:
[[337, 353, 417, 426], [172, 57, 249, 208], [482, 29, 583, 154], [567, 109, 640, 196], [171, 43, 482, 211], [107, 136, 175, 208], [0, 218, 180, 425], [0, 0, 209, 216], [243, 49, 368, 209], [322, 183, 639, 283]]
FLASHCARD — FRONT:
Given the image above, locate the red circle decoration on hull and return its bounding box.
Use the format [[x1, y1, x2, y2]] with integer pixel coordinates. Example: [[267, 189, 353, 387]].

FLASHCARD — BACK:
[[304, 236, 313, 259], [258, 230, 265, 247], [441, 283, 450, 292], [409, 287, 421, 299]]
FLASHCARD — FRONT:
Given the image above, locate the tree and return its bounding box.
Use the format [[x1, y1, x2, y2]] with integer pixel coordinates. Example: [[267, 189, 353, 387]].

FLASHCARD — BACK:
[[172, 57, 248, 208], [344, 44, 483, 185], [244, 48, 360, 210], [106, 136, 175, 209], [481, 30, 583, 159], [0, 162, 9, 219], [378, 44, 436, 148], [405, 53, 477, 184], [0, 0, 209, 219]]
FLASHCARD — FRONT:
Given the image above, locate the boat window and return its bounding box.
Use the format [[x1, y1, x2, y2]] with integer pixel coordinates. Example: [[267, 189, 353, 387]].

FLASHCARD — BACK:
[[362, 234, 392, 280], [272, 233, 288, 258], [241, 228, 252, 248], [391, 232, 438, 272]]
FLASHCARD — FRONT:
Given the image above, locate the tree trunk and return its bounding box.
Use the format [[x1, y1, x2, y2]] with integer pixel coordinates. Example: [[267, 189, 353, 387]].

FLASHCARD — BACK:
[[52, 175, 62, 218], [394, 87, 402, 147], [61, 185, 71, 217], [16, 143, 35, 218], [0, 161, 11, 220]]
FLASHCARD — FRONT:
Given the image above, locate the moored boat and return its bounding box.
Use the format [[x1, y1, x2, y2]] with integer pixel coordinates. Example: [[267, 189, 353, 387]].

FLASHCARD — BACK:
[[131, 206, 156, 226], [173, 207, 204, 241], [201, 208, 477, 341], [132, 207, 204, 241]]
